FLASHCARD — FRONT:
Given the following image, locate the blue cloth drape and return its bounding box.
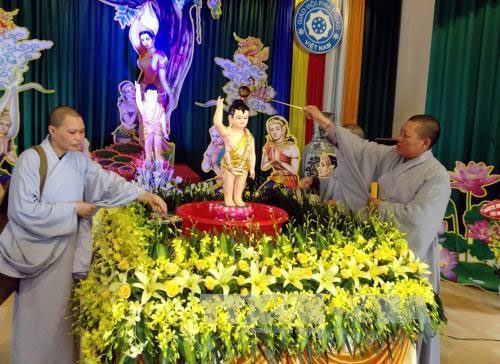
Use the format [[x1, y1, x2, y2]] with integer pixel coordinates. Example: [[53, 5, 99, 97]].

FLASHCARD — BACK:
[[269, 0, 295, 120]]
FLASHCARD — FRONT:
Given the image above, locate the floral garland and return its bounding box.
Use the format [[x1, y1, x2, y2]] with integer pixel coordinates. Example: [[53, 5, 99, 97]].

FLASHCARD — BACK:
[[74, 189, 444, 363]]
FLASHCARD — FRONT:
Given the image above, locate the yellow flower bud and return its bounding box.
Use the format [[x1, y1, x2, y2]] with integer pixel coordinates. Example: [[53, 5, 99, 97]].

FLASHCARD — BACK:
[[321, 250, 330, 258], [271, 267, 282, 277], [118, 284, 131, 299], [237, 275, 246, 286], [263, 257, 273, 266], [113, 253, 122, 262], [195, 259, 208, 271], [238, 260, 250, 272], [240, 288, 249, 296], [165, 262, 179, 275], [164, 280, 181, 298], [297, 253, 309, 265], [117, 259, 129, 271], [172, 238, 183, 245], [205, 276, 217, 290]]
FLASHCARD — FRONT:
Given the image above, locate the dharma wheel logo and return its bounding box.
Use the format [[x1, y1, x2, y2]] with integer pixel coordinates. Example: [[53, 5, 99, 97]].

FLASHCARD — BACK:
[[306, 10, 332, 41], [294, 0, 343, 54]]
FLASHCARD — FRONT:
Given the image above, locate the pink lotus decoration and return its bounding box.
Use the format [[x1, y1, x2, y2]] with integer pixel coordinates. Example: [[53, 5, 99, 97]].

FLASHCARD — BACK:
[[439, 248, 458, 281], [450, 161, 500, 197], [466, 220, 491, 244]]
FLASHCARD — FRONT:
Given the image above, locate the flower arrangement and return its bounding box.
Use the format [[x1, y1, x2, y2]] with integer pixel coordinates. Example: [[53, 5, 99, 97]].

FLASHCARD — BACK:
[[74, 187, 444, 363], [440, 161, 500, 291], [133, 159, 183, 195]]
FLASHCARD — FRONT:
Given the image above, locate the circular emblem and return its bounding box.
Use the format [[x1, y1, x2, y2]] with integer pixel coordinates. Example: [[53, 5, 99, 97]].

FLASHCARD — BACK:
[[294, 0, 343, 54]]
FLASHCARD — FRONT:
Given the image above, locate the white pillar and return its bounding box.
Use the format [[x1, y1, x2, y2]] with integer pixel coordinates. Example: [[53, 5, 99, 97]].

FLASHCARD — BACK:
[[392, 0, 436, 137]]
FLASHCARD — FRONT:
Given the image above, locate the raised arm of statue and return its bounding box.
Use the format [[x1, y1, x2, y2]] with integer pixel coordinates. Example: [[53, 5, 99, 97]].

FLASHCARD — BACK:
[[213, 96, 229, 138]]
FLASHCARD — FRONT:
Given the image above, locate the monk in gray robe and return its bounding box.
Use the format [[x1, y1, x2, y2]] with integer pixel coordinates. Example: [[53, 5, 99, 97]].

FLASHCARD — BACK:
[[0, 106, 167, 364], [304, 105, 450, 364], [318, 124, 365, 203]]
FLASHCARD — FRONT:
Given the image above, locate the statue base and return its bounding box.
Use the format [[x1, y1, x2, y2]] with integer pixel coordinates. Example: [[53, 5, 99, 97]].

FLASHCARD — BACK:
[[176, 201, 288, 236], [213, 203, 254, 220]]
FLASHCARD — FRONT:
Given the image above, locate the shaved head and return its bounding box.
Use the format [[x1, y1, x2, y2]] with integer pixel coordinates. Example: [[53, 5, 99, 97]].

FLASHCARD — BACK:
[[408, 114, 440, 148], [49, 106, 82, 128]]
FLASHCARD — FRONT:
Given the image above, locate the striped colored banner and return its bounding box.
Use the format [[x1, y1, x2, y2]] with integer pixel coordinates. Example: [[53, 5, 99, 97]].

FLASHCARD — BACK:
[[289, 0, 364, 147], [288, 0, 309, 151]]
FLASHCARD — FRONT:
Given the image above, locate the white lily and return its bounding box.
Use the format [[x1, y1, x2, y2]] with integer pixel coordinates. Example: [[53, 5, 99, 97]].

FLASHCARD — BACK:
[[312, 263, 341, 294], [208, 262, 237, 295]]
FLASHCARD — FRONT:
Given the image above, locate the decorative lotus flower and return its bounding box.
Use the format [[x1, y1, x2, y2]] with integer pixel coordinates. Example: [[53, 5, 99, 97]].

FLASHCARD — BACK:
[[439, 248, 458, 281], [466, 220, 491, 244], [450, 161, 500, 197]]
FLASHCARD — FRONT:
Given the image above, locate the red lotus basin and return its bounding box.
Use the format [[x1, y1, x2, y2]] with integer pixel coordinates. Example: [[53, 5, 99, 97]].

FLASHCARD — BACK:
[[176, 201, 288, 236], [118, 165, 136, 180]]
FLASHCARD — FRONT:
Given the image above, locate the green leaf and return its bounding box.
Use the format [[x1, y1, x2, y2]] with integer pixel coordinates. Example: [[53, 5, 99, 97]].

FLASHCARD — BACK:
[[444, 199, 456, 218], [469, 240, 495, 260], [220, 233, 228, 255], [439, 232, 468, 253], [262, 240, 273, 258], [180, 337, 196, 364], [154, 243, 168, 259], [454, 262, 500, 292], [142, 349, 154, 364], [463, 203, 488, 225], [294, 229, 305, 246]]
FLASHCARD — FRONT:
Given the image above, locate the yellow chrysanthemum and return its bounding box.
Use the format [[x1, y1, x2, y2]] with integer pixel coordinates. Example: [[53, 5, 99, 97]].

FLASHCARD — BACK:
[[296, 253, 309, 265], [195, 259, 208, 271], [163, 279, 181, 298], [263, 257, 274, 266], [237, 260, 250, 272], [237, 275, 246, 286], [373, 244, 397, 261], [118, 284, 131, 299], [118, 259, 130, 271], [165, 262, 179, 275]]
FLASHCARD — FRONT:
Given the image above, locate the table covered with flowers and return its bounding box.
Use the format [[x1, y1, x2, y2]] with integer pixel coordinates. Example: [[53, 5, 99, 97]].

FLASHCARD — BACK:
[[73, 186, 444, 363]]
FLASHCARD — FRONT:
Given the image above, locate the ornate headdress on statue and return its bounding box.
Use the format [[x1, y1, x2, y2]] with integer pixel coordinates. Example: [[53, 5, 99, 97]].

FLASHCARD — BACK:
[[265, 115, 296, 143]]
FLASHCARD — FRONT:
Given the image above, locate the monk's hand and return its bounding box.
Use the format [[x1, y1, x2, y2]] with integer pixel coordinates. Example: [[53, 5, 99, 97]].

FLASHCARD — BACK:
[[303, 105, 322, 120], [138, 192, 168, 215], [326, 199, 336, 207], [304, 105, 332, 130], [367, 197, 380, 210], [249, 169, 255, 179], [298, 176, 313, 189], [76, 201, 97, 218]]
